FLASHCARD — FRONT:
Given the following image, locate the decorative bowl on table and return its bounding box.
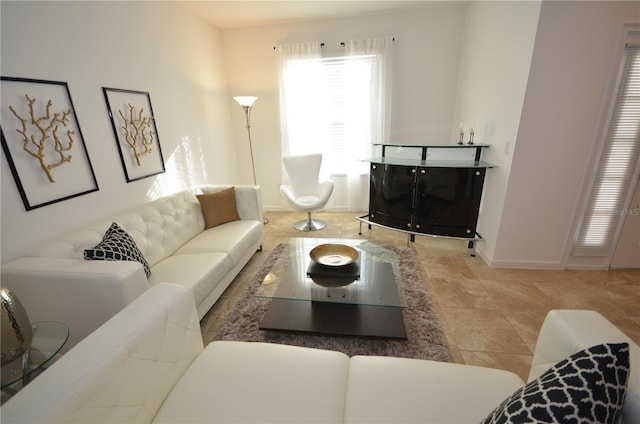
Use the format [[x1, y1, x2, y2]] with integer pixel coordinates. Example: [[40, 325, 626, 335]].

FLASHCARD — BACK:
[[308, 244, 360, 287], [309, 244, 359, 267]]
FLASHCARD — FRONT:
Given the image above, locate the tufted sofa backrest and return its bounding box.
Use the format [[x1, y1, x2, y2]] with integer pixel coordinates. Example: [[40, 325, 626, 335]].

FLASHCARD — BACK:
[[29, 190, 204, 267]]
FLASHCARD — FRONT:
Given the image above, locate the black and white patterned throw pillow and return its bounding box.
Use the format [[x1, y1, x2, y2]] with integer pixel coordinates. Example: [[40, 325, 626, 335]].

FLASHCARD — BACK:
[[481, 342, 630, 424], [84, 222, 151, 277]]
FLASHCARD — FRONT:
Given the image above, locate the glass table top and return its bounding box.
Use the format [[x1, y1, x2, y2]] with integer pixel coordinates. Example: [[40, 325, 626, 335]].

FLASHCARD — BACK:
[[1, 321, 69, 389], [255, 238, 407, 308]]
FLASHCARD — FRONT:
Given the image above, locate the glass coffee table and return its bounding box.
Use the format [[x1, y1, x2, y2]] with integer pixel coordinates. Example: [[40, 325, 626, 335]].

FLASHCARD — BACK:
[[256, 238, 408, 339]]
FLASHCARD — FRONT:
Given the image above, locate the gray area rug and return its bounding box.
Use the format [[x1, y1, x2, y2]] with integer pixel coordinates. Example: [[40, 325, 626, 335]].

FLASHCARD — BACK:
[[208, 243, 452, 362]]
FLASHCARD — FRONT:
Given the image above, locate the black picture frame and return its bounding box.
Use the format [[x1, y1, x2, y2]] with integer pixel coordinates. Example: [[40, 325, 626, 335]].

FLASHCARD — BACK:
[[102, 87, 165, 183], [0, 77, 99, 211]]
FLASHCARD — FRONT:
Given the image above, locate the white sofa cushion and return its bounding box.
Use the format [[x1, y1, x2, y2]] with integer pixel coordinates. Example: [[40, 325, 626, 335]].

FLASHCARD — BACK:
[[343, 356, 524, 423], [173, 220, 263, 266], [148, 253, 229, 306], [153, 341, 350, 424]]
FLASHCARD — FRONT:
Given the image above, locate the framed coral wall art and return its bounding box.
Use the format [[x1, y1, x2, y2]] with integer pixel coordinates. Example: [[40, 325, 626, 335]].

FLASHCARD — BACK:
[[102, 87, 165, 182], [0, 77, 99, 211]]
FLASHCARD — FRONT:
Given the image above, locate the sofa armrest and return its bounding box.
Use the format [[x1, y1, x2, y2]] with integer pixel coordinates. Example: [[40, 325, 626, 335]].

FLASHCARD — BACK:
[[1, 257, 150, 352], [530, 310, 639, 424], [1, 283, 203, 424], [233, 185, 263, 221]]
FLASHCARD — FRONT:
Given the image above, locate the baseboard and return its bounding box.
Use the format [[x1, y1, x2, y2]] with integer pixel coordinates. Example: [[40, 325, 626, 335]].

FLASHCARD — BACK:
[[564, 264, 610, 271], [484, 258, 565, 270], [262, 207, 366, 213]]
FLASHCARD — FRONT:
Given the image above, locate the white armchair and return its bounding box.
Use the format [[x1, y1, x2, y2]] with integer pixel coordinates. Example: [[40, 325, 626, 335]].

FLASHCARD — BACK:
[[280, 153, 334, 231]]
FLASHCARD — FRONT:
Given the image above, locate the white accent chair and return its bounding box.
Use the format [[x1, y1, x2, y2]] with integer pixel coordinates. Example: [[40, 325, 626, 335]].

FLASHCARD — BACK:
[[280, 153, 334, 231]]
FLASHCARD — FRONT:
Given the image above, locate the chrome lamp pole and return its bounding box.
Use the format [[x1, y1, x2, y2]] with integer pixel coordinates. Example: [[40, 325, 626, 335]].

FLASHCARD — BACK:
[[233, 96, 268, 224], [233, 96, 258, 185]]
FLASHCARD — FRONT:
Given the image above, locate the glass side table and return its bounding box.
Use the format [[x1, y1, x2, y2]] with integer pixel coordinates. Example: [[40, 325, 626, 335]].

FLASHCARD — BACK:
[[1, 321, 69, 395]]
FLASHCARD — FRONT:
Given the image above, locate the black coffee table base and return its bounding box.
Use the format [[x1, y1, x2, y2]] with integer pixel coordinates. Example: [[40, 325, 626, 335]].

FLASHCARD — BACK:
[[259, 299, 407, 339]]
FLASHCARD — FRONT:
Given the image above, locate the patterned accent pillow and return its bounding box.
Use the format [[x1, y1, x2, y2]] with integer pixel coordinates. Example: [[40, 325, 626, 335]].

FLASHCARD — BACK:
[[84, 222, 151, 277], [481, 343, 630, 424], [197, 187, 240, 229]]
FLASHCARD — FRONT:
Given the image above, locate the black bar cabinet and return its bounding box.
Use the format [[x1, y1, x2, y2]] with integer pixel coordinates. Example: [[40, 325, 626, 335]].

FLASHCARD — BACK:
[[359, 144, 495, 245]]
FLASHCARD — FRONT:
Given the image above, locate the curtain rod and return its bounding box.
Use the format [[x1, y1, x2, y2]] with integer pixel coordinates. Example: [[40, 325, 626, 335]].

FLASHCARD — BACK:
[[340, 37, 395, 47], [273, 42, 324, 50], [273, 38, 394, 50]]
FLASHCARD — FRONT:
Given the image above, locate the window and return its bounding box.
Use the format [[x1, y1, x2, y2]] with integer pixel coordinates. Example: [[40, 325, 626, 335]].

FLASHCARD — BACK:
[[574, 32, 640, 256], [277, 38, 393, 211], [282, 54, 374, 176]]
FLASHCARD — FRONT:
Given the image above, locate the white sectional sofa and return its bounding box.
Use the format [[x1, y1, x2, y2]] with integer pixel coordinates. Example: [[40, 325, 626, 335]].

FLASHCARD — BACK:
[[0, 185, 264, 351], [2, 283, 637, 423]]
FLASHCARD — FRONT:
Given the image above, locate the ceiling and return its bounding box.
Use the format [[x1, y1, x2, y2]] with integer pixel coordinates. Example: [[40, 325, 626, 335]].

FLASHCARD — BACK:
[[179, 1, 435, 29]]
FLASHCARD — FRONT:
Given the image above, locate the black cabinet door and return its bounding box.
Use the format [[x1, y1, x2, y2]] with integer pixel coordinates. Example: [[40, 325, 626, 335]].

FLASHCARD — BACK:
[[413, 168, 486, 237], [368, 163, 415, 231]]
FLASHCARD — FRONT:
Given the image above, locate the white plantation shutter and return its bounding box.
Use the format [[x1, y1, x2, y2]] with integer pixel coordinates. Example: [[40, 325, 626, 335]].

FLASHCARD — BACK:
[[574, 42, 640, 256], [320, 55, 375, 177]]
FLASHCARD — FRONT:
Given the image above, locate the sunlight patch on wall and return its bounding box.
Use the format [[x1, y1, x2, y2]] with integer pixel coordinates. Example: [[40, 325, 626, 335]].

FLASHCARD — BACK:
[[147, 136, 209, 199]]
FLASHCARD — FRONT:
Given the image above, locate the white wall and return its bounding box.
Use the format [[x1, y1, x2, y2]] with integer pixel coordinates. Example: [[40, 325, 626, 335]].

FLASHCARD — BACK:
[[1, 1, 237, 262], [451, 0, 541, 264], [3, 1, 632, 270], [493, 0, 639, 269], [610, 184, 640, 268], [221, 3, 467, 210]]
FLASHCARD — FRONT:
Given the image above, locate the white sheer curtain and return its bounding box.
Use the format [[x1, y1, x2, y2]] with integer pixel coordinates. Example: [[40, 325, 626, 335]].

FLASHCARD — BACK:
[[342, 37, 393, 211], [345, 36, 393, 149], [276, 42, 323, 161], [277, 37, 393, 211]]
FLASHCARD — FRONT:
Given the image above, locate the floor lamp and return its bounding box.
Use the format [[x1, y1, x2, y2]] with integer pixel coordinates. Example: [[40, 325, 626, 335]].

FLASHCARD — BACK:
[[233, 96, 268, 224], [233, 96, 258, 185]]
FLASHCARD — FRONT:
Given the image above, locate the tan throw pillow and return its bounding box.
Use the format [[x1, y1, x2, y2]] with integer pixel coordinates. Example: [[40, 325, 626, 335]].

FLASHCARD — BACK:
[[197, 187, 240, 229]]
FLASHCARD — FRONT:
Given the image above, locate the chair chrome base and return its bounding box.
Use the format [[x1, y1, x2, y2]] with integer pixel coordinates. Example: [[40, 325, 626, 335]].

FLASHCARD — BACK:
[[294, 214, 326, 231]]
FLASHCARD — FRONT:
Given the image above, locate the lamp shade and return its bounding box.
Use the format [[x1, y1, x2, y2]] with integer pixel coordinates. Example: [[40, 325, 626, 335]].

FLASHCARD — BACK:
[[233, 96, 258, 107]]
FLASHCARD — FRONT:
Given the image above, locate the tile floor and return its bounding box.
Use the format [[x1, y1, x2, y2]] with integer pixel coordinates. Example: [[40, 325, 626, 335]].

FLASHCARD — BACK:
[[202, 211, 640, 381]]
